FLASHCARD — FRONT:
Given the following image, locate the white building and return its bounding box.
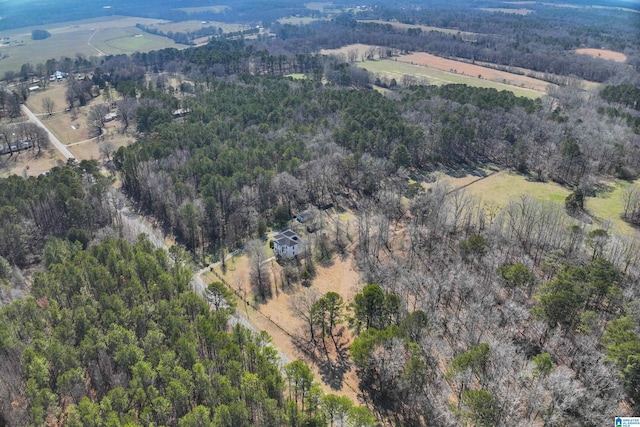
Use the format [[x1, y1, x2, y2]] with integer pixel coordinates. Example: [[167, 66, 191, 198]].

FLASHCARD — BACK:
[[273, 229, 304, 258]]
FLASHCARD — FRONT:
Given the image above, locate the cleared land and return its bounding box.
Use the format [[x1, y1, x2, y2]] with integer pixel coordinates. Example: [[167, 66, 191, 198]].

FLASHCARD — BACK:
[[398, 52, 554, 93], [357, 20, 477, 39], [145, 20, 248, 34], [175, 6, 230, 14], [277, 17, 325, 25], [430, 169, 639, 235], [0, 149, 64, 178], [576, 48, 627, 63], [0, 16, 179, 75], [479, 7, 533, 14], [321, 44, 553, 97], [359, 58, 545, 98], [207, 217, 362, 400]]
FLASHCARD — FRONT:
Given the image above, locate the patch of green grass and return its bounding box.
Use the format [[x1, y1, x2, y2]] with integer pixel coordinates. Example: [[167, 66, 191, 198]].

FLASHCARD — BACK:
[[462, 171, 570, 207], [285, 73, 306, 79], [93, 27, 179, 53], [586, 180, 637, 234], [0, 16, 176, 76], [358, 60, 542, 99]]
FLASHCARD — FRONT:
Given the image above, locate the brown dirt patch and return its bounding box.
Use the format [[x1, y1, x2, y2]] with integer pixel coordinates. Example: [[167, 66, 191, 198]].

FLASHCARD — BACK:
[[398, 52, 553, 92], [212, 236, 363, 401], [68, 132, 134, 162], [0, 149, 65, 178], [575, 48, 627, 63]]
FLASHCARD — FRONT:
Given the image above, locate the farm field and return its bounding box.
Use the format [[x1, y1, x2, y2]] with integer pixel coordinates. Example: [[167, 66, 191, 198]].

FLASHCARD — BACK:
[[145, 20, 249, 34], [431, 169, 639, 235], [175, 6, 230, 14], [277, 17, 325, 25], [358, 58, 545, 98], [575, 48, 627, 62], [358, 19, 478, 39], [397, 52, 555, 93], [0, 16, 179, 75]]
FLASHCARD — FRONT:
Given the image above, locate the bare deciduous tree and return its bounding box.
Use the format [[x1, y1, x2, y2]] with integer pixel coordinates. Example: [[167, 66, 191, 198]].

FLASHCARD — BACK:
[[41, 97, 55, 116]]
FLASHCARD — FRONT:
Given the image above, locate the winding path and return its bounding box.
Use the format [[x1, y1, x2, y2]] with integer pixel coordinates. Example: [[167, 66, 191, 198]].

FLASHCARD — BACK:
[[20, 104, 75, 160]]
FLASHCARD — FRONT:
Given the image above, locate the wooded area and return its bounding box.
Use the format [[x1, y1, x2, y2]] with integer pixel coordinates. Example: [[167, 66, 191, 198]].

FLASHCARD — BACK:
[[1, 0, 639, 425]]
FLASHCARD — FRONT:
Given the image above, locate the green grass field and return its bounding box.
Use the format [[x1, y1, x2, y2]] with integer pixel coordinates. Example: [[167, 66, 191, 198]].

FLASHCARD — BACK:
[[440, 170, 638, 235], [0, 16, 178, 76], [92, 27, 180, 54], [358, 60, 543, 99], [145, 20, 248, 34]]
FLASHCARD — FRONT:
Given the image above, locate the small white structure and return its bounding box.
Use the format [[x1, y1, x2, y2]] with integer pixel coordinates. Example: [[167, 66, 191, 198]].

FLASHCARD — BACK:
[[273, 229, 304, 258], [103, 112, 117, 122], [28, 86, 40, 92]]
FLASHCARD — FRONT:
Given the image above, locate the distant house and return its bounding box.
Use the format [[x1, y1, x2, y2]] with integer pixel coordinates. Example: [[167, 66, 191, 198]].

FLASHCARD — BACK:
[[172, 108, 191, 118], [103, 112, 118, 122], [295, 210, 314, 223], [28, 86, 40, 92], [50, 70, 68, 81], [273, 229, 304, 258]]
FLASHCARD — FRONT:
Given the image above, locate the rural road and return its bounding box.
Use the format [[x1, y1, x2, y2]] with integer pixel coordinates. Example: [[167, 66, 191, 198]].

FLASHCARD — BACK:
[[120, 204, 290, 365], [21, 104, 75, 160]]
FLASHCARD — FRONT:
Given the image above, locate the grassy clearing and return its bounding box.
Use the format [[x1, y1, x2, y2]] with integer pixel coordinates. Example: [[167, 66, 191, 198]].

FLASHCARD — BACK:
[[358, 60, 543, 98], [175, 6, 230, 14], [25, 84, 68, 114], [0, 16, 176, 75], [358, 19, 477, 39], [146, 20, 249, 34], [277, 17, 325, 25], [92, 27, 180, 54], [432, 170, 639, 235]]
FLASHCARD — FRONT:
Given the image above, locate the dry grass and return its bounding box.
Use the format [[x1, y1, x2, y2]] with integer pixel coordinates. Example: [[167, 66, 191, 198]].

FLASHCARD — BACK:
[[575, 48, 627, 63], [357, 20, 477, 39], [25, 84, 68, 115], [0, 149, 64, 178], [207, 214, 363, 400], [398, 52, 553, 93]]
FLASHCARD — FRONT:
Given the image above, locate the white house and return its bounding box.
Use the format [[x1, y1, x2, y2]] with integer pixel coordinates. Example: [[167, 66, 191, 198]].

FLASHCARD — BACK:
[[273, 229, 304, 258]]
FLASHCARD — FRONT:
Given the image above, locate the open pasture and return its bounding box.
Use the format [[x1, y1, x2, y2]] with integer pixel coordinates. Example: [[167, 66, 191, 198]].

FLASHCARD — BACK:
[[397, 52, 554, 93], [575, 48, 627, 63], [145, 20, 249, 34], [358, 59, 545, 98], [25, 84, 68, 115], [357, 19, 477, 39], [175, 6, 230, 14], [432, 169, 638, 235], [0, 16, 177, 75], [90, 27, 180, 54]]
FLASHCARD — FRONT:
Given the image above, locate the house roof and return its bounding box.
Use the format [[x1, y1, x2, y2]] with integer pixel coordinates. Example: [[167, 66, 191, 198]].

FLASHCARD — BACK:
[[273, 229, 300, 248]]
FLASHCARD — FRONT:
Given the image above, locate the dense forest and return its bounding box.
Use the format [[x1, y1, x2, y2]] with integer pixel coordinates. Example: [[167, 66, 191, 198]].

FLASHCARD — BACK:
[[2, 0, 640, 425], [0, 235, 375, 426]]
